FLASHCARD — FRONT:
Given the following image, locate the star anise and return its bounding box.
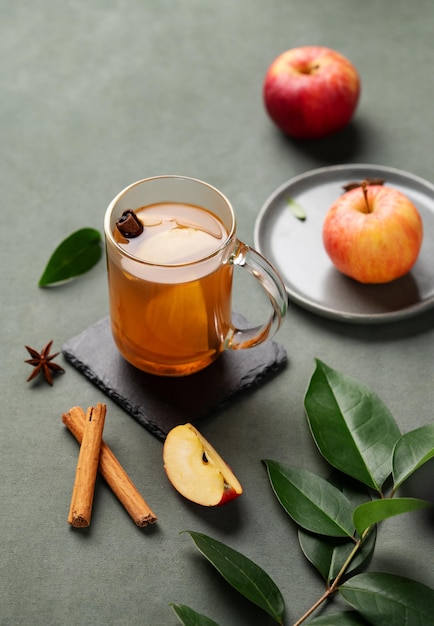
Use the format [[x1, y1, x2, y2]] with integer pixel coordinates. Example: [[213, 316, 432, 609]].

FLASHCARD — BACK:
[[25, 340, 65, 385]]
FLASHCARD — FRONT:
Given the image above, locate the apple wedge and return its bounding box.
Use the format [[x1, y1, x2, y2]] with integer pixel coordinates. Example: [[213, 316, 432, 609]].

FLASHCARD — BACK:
[[163, 423, 243, 506]]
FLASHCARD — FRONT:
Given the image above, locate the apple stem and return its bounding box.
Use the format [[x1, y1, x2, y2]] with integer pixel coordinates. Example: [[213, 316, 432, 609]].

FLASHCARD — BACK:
[[361, 180, 372, 213]]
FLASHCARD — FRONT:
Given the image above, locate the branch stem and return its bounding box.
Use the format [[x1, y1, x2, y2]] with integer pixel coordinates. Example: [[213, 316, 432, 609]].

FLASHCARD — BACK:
[[292, 588, 332, 626], [292, 527, 373, 626]]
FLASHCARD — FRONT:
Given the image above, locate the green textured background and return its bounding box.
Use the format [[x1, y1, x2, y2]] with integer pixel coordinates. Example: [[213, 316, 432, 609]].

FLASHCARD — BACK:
[[1, 1, 433, 624]]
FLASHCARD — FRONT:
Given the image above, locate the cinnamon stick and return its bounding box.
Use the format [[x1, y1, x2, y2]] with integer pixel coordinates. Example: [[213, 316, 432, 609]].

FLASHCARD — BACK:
[[68, 403, 106, 527], [63, 406, 157, 527]]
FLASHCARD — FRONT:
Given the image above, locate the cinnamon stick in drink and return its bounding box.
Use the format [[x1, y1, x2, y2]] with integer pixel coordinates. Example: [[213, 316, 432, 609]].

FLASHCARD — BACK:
[[63, 406, 157, 527], [67, 403, 106, 527]]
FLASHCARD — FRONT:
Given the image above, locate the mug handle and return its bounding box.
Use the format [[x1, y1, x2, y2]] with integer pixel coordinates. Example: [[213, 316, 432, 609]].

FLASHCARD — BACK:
[[225, 241, 287, 349]]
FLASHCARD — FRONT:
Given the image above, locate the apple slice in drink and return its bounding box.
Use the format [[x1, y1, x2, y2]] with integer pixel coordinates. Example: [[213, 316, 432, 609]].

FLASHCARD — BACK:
[[163, 423, 243, 506]]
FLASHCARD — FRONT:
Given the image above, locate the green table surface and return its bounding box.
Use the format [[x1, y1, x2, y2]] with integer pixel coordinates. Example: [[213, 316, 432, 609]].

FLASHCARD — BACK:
[[2, 1, 433, 625]]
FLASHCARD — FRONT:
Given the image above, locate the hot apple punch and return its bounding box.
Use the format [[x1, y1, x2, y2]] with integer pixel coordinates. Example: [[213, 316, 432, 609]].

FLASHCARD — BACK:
[[108, 202, 233, 375]]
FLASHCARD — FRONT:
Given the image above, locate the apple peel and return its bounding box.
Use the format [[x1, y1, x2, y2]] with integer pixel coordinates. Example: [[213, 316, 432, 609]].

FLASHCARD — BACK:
[[263, 46, 360, 140], [163, 423, 243, 506], [322, 183, 423, 284]]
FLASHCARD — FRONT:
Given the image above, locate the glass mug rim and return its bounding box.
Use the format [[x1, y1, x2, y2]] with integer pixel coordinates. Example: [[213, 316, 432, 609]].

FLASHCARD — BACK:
[[104, 174, 237, 268]]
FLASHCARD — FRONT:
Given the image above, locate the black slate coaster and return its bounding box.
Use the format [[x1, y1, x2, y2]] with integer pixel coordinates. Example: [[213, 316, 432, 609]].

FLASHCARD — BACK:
[[62, 315, 287, 441]]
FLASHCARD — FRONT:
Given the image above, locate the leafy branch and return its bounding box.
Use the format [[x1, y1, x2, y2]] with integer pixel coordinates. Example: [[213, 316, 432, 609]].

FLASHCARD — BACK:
[[172, 359, 434, 626]]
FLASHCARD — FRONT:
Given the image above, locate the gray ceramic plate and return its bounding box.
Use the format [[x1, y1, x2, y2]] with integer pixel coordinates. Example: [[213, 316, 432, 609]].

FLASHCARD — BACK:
[[254, 164, 434, 324]]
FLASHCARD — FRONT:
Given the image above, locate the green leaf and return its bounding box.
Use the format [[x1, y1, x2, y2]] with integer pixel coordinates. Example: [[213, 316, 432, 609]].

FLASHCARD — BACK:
[[263, 460, 355, 537], [340, 572, 434, 625], [392, 423, 434, 490], [171, 603, 221, 626], [298, 530, 376, 585], [183, 531, 284, 624], [287, 197, 307, 220], [38, 227, 102, 286], [298, 475, 376, 582], [353, 497, 432, 535], [304, 359, 401, 492], [309, 611, 371, 625]]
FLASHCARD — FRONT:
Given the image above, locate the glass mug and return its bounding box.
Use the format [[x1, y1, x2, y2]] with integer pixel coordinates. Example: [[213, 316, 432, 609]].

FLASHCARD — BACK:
[[104, 175, 287, 376]]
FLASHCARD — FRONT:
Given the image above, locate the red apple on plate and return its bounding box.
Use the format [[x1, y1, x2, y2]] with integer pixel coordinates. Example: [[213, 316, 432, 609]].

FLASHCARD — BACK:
[[322, 181, 423, 284], [263, 46, 360, 140], [163, 423, 243, 506]]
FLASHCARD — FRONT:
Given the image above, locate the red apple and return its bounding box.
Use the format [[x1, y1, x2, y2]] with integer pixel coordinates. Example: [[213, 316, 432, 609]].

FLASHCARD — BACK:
[[163, 423, 243, 506], [322, 182, 423, 284], [263, 46, 360, 140]]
